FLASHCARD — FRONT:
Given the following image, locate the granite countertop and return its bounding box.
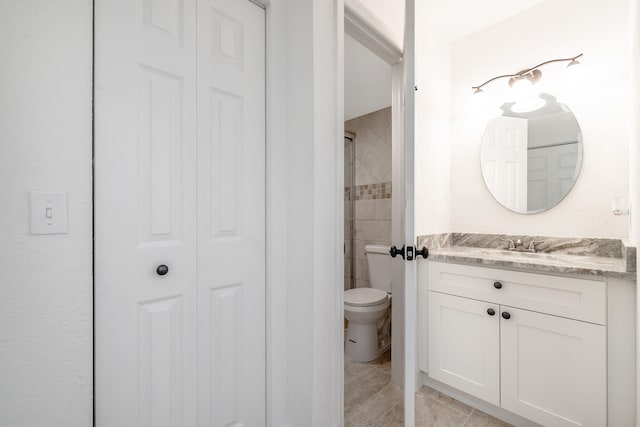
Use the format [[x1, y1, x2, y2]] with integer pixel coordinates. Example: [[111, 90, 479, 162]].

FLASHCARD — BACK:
[[417, 233, 637, 280]]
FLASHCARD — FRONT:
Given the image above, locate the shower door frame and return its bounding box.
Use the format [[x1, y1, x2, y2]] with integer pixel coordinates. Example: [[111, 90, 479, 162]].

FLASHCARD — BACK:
[[344, 131, 356, 290]]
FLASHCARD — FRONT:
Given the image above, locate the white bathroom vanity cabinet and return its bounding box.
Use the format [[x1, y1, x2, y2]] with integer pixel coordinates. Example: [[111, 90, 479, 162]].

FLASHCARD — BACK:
[[418, 261, 636, 427]]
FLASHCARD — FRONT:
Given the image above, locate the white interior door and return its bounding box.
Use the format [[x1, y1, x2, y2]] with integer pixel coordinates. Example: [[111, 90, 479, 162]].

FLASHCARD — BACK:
[[402, 0, 416, 424], [196, 1, 265, 425], [95, 0, 265, 425], [481, 116, 528, 212], [94, 0, 198, 424]]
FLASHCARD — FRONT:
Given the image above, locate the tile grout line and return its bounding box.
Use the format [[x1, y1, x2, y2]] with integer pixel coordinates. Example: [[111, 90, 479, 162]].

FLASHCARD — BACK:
[[461, 408, 475, 426], [422, 388, 473, 419], [345, 382, 399, 425], [350, 355, 496, 427], [344, 362, 393, 423], [370, 362, 391, 375], [378, 403, 399, 426], [344, 360, 397, 425], [348, 365, 506, 427]]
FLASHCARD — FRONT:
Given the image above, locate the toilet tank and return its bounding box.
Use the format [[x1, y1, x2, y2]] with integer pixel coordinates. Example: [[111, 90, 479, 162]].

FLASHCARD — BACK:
[[365, 244, 392, 293]]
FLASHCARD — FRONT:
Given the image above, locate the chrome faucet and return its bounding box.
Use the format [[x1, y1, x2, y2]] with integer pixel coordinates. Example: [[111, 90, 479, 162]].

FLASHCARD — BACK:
[[502, 238, 544, 253], [501, 238, 517, 250]]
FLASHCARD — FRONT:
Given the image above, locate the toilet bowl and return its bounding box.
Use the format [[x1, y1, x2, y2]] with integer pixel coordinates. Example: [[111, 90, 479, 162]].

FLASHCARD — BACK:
[[344, 244, 392, 362]]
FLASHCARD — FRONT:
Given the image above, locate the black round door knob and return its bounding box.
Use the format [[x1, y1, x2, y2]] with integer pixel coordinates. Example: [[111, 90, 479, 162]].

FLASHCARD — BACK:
[[156, 265, 169, 276], [501, 311, 511, 320], [487, 308, 496, 316], [494, 281, 503, 289]]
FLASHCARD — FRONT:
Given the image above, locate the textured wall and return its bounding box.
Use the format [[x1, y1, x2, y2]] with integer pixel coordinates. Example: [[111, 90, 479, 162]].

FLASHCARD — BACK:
[[345, 107, 392, 288], [0, 1, 93, 425]]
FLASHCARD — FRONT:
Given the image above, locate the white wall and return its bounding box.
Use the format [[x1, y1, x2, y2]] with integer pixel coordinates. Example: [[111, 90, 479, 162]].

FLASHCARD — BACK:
[[416, 0, 630, 239], [344, 34, 391, 121], [311, 0, 343, 424], [280, 0, 315, 423], [423, 0, 544, 42], [0, 1, 93, 425], [265, 1, 290, 424], [269, 0, 343, 425], [414, 4, 451, 236]]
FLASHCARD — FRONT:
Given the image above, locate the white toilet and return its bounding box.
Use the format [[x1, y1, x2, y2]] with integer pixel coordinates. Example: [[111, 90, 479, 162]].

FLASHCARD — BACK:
[[344, 244, 392, 362]]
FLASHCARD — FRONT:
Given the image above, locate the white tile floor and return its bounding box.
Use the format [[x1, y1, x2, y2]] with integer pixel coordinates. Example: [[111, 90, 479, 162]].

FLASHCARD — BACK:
[[344, 351, 512, 427]]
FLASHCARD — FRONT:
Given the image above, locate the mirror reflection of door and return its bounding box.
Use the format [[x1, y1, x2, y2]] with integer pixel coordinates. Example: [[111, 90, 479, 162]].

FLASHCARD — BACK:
[[480, 93, 583, 214], [480, 116, 528, 212], [528, 143, 581, 211]]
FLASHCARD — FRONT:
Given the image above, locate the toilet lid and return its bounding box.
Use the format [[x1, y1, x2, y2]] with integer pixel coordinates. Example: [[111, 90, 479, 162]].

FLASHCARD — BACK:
[[344, 288, 388, 307]]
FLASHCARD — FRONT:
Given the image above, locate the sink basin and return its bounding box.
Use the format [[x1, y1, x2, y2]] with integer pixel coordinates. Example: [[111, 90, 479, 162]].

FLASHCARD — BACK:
[[454, 247, 588, 264], [498, 250, 589, 262]]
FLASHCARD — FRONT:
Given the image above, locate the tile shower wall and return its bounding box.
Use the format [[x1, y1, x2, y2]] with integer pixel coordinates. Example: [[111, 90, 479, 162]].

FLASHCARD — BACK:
[[345, 107, 392, 289]]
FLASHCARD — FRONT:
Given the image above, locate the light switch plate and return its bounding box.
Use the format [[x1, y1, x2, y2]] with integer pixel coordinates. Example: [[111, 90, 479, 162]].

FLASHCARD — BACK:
[[30, 191, 67, 235]]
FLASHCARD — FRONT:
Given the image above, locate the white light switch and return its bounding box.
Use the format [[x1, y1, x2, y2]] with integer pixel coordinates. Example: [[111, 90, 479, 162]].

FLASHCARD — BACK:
[[30, 191, 67, 235]]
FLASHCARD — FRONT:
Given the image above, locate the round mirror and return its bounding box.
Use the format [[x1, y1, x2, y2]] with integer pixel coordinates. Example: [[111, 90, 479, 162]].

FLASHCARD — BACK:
[[480, 93, 583, 214]]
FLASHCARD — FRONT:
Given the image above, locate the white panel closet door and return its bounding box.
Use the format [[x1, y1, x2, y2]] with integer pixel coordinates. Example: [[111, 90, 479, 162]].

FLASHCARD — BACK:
[[196, 0, 265, 425], [94, 0, 198, 425], [95, 0, 265, 425]]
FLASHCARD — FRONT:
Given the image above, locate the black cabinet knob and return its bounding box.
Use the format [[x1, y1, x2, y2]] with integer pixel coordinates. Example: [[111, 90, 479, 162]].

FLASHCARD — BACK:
[[156, 264, 169, 276], [493, 281, 503, 289], [487, 308, 495, 316], [501, 311, 511, 320]]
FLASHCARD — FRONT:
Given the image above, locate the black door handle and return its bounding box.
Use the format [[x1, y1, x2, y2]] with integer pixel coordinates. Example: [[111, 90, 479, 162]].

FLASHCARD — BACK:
[[390, 245, 428, 261], [417, 247, 429, 259], [501, 311, 511, 320], [389, 245, 405, 259], [156, 264, 169, 276], [487, 308, 495, 316], [494, 281, 503, 289]]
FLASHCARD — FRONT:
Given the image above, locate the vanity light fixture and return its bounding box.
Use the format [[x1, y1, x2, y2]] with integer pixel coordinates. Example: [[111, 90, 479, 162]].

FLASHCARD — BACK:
[[471, 53, 584, 100]]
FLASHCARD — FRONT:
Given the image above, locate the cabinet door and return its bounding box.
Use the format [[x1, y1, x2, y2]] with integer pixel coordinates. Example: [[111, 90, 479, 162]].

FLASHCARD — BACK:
[[428, 292, 500, 405], [500, 307, 606, 427]]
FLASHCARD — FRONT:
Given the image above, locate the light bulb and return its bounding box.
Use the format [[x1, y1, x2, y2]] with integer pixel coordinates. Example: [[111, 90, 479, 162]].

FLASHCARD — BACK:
[[562, 59, 584, 88], [468, 86, 506, 120], [567, 58, 581, 68], [469, 88, 493, 113], [510, 78, 535, 102]]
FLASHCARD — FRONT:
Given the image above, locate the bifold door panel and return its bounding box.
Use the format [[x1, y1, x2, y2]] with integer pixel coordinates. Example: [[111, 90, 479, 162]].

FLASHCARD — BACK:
[[95, 0, 265, 425]]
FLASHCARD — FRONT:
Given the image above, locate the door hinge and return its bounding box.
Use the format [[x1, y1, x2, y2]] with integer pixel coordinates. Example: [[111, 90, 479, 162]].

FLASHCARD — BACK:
[[389, 245, 429, 261]]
